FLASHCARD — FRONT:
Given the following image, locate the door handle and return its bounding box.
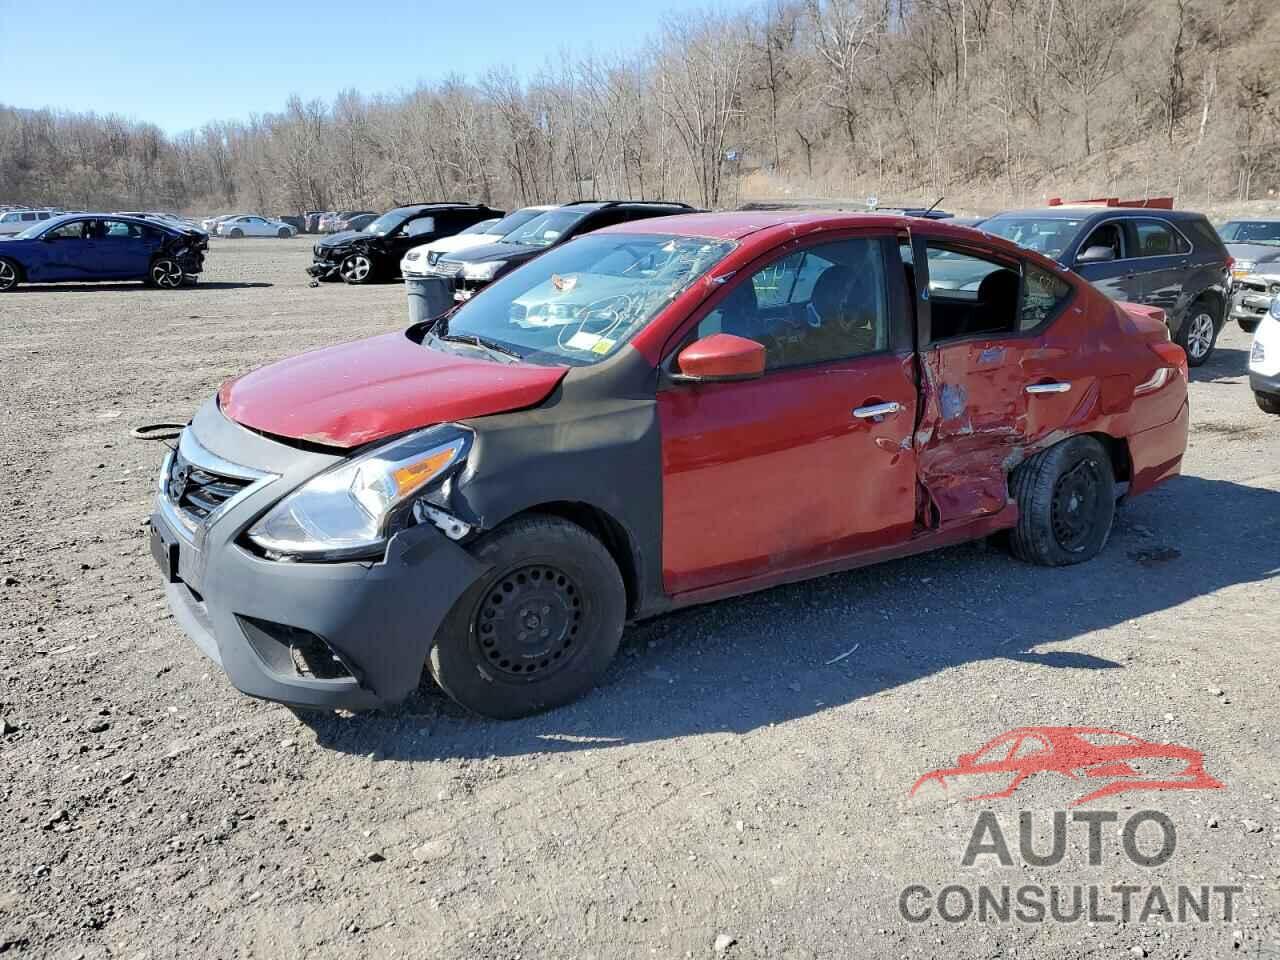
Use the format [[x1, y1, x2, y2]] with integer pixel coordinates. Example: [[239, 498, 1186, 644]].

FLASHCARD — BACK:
[[852, 401, 902, 419], [1025, 382, 1071, 395]]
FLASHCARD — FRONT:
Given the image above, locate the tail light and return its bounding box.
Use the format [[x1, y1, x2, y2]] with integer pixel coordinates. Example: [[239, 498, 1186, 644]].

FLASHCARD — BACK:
[[1226, 255, 1235, 272], [1135, 341, 1188, 395]]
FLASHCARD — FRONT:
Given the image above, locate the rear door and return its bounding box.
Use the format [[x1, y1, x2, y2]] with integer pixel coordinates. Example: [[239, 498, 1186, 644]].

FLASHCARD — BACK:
[[658, 232, 919, 596], [1070, 218, 1139, 302], [1128, 217, 1190, 317], [913, 233, 1086, 526], [97, 219, 152, 278]]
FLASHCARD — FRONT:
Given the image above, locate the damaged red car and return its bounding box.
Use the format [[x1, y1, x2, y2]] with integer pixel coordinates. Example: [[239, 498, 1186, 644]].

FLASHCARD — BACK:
[[149, 212, 1189, 718]]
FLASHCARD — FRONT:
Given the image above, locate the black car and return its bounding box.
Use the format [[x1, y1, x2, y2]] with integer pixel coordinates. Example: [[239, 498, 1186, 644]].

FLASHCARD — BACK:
[[425, 200, 697, 301], [979, 207, 1231, 364], [308, 203, 504, 284]]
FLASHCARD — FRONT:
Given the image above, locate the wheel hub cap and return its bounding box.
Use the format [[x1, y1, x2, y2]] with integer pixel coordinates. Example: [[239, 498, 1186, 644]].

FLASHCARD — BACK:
[[473, 565, 582, 680]]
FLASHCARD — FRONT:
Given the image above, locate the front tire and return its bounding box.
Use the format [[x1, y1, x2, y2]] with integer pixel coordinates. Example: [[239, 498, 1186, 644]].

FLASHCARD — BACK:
[[1239, 318, 1260, 334], [1009, 436, 1115, 566], [339, 253, 373, 284], [277, 227, 291, 238], [428, 515, 626, 719], [1175, 299, 1219, 366], [0, 257, 19, 292], [1257, 392, 1280, 415], [146, 257, 184, 289], [229, 228, 244, 239]]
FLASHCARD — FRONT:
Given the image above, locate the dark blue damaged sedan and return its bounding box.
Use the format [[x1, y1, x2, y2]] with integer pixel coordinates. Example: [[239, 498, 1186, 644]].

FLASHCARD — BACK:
[[0, 213, 207, 291]]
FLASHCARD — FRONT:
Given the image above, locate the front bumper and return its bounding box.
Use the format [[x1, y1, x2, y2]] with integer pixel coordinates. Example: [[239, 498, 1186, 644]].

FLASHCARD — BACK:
[[1250, 368, 1280, 398], [147, 401, 486, 710], [1229, 288, 1274, 324]]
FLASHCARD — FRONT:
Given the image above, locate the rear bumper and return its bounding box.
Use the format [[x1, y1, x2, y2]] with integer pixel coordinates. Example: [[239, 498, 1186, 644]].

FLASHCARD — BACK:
[[147, 402, 486, 711], [1127, 398, 1189, 497]]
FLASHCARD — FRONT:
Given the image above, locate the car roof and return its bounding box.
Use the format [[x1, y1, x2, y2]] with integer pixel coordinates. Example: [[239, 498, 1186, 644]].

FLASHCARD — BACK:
[[600, 210, 914, 240], [988, 206, 1207, 221]]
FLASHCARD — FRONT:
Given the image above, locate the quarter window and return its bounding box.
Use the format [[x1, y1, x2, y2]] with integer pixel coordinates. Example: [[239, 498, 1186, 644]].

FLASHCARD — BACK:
[[697, 237, 890, 370]]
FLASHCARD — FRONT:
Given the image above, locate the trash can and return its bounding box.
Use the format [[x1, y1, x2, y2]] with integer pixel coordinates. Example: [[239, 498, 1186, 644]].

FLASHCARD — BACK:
[[405, 276, 453, 324]]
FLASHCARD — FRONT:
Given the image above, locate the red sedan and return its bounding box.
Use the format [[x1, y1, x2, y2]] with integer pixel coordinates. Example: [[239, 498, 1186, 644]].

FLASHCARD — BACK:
[[149, 211, 1189, 718]]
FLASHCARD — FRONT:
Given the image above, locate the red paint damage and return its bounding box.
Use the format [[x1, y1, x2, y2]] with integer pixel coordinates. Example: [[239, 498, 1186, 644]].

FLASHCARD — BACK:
[[218, 332, 567, 448]]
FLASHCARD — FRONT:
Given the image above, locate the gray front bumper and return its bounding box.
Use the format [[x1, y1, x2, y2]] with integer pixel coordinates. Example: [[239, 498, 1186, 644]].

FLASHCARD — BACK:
[[148, 400, 486, 711], [1230, 288, 1274, 323]]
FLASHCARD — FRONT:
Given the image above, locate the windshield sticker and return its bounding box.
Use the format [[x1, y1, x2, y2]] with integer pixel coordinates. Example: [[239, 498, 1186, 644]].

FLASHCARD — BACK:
[[565, 331, 604, 351], [590, 337, 616, 355], [551, 274, 577, 293]]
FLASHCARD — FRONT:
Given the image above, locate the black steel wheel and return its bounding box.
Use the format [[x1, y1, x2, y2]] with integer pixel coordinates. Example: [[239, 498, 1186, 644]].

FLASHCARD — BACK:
[[429, 515, 625, 719], [1009, 435, 1115, 566]]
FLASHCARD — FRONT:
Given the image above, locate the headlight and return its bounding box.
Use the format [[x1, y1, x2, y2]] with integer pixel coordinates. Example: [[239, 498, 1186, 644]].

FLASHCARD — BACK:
[[462, 260, 505, 281], [246, 427, 470, 560], [1253, 340, 1265, 363], [1269, 282, 1280, 295], [1234, 260, 1255, 276], [1271, 298, 1280, 319], [404, 250, 420, 261]]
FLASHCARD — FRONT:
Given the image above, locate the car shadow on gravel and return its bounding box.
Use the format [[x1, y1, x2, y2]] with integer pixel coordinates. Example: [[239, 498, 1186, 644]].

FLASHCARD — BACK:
[[299, 475, 1279, 761], [1192, 346, 1250, 382], [8, 281, 273, 292]]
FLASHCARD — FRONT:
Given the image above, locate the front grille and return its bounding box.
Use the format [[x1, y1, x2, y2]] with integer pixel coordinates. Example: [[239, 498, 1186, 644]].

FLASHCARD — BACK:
[[166, 452, 250, 525], [1240, 279, 1268, 294], [431, 259, 464, 277]]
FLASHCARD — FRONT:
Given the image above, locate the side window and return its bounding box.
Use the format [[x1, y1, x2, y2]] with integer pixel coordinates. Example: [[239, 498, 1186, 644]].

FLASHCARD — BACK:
[[37, 212, 51, 220], [403, 216, 436, 238], [1134, 219, 1188, 257], [47, 220, 87, 240], [924, 244, 1020, 340], [101, 220, 141, 239], [1020, 263, 1073, 331], [21, 212, 37, 222], [696, 237, 890, 370], [1079, 221, 1124, 260]]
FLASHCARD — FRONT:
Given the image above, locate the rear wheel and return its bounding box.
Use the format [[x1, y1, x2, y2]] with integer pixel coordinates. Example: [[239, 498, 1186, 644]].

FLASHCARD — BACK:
[[428, 515, 626, 719], [229, 227, 244, 239], [1175, 299, 1219, 366], [1009, 436, 1115, 566], [0, 258, 19, 292], [146, 257, 184, 289], [339, 253, 373, 284], [1257, 392, 1280, 415]]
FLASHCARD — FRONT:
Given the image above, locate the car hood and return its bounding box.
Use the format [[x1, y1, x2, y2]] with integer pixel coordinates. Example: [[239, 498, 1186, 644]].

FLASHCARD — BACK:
[[438, 239, 543, 264], [409, 233, 503, 258], [217, 331, 568, 449], [1225, 242, 1280, 264], [316, 230, 378, 248]]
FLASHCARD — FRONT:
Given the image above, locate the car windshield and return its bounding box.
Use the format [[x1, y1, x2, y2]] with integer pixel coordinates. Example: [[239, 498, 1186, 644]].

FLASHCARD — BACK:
[[1219, 221, 1280, 245], [500, 209, 588, 248], [488, 207, 551, 238], [13, 219, 59, 240], [980, 216, 1085, 258], [431, 233, 735, 366], [363, 210, 408, 235], [459, 218, 500, 236]]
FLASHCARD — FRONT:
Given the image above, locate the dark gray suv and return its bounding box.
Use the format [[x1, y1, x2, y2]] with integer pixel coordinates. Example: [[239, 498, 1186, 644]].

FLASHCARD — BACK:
[[980, 207, 1231, 364]]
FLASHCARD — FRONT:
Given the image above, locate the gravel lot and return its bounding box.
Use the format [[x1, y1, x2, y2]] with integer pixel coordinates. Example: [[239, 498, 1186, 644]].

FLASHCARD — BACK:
[[1, 237, 1277, 959]]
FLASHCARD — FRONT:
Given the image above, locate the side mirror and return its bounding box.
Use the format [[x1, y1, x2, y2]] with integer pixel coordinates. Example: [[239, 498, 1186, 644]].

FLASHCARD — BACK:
[[1076, 245, 1116, 264], [672, 333, 766, 382]]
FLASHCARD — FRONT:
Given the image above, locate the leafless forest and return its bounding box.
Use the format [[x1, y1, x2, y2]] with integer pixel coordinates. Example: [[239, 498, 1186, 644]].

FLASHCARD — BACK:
[[2, 0, 1278, 215]]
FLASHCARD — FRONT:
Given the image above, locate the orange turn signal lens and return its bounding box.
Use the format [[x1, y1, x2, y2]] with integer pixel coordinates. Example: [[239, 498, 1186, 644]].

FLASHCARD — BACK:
[[391, 447, 459, 496]]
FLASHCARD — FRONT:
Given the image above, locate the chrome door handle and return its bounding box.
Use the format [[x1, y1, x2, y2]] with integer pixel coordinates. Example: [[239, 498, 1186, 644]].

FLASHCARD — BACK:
[[1026, 382, 1071, 395], [853, 401, 902, 419]]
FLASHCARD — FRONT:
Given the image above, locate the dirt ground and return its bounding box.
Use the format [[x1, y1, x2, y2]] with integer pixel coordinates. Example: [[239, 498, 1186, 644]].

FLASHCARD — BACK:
[[0, 237, 1277, 960]]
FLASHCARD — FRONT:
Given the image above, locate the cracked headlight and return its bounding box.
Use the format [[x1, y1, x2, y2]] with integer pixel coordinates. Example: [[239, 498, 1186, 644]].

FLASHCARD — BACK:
[[247, 427, 470, 560], [462, 260, 506, 281]]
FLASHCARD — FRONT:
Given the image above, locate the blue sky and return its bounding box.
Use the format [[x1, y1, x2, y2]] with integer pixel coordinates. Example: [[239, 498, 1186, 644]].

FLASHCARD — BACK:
[[0, 0, 756, 134]]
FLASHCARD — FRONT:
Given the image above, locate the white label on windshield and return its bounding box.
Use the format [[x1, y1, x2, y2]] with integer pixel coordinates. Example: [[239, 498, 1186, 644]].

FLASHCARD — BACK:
[[565, 331, 603, 351]]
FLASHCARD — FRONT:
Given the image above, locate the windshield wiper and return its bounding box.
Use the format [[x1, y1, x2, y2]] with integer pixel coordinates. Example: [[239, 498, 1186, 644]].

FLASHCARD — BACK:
[[436, 332, 522, 363]]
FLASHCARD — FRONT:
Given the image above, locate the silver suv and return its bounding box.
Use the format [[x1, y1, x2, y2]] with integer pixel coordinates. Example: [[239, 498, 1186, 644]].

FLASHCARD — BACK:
[[0, 209, 56, 236]]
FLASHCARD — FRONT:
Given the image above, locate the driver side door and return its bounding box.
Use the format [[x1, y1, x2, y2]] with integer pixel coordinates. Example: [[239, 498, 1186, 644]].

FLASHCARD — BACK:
[[658, 232, 919, 597], [1070, 219, 1139, 302], [36, 219, 97, 281]]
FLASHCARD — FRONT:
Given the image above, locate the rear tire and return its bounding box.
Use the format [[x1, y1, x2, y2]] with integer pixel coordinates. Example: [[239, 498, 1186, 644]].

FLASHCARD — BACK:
[[146, 257, 184, 289], [1175, 298, 1219, 366], [1009, 436, 1115, 566], [428, 515, 626, 719], [1257, 392, 1280, 415], [0, 257, 19, 291]]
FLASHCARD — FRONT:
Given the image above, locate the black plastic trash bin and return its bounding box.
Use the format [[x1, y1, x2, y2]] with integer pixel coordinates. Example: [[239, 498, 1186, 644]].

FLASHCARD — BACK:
[[405, 276, 453, 324]]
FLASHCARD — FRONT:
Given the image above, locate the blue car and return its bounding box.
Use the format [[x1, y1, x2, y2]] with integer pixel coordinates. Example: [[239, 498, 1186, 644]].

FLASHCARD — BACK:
[[0, 213, 208, 292]]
